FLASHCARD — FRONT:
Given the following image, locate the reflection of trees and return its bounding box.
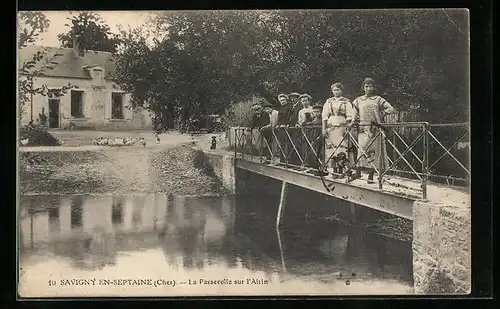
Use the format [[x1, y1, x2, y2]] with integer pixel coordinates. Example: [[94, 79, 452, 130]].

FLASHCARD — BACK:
[[230, 195, 287, 274], [363, 234, 413, 282], [160, 196, 208, 270], [233, 209, 407, 282], [159, 195, 237, 271]]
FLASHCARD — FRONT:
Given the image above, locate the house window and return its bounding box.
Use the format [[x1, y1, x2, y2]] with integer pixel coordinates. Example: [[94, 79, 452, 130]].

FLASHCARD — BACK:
[[71, 90, 84, 118], [111, 93, 124, 119]]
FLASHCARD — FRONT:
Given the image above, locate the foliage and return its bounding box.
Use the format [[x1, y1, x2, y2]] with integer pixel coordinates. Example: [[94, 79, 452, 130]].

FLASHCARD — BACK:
[[57, 12, 122, 53], [18, 49, 73, 120], [18, 11, 49, 120], [223, 98, 261, 127], [18, 11, 51, 48], [18, 12, 73, 122], [113, 10, 469, 131], [20, 125, 61, 146]]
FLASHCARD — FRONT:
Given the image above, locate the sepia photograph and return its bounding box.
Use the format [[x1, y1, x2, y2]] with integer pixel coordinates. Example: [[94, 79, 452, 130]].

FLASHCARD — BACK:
[[17, 9, 470, 297]]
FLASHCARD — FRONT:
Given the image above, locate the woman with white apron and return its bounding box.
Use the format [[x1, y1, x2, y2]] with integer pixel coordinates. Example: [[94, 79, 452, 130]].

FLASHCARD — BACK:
[[322, 83, 355, 173]]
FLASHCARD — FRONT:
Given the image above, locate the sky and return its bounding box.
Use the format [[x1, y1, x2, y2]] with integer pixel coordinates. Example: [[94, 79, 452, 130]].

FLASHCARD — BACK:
[[30, 11, 154, 47]]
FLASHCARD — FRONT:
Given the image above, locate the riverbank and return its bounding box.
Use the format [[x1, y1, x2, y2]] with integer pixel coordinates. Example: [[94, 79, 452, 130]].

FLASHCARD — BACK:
[[20, 144, 227, 196]]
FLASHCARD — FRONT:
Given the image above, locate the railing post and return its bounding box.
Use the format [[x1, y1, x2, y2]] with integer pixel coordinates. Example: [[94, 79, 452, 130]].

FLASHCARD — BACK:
[[422, 123, 429, 200], [242, 128, 246, 161], [324, 131, 328, 171], [259, 129, 264, 163], [249, 129, 254, 161], [234, 128, 237, 158], [284, 127, 288, 168], [378, 127, 384, 190]]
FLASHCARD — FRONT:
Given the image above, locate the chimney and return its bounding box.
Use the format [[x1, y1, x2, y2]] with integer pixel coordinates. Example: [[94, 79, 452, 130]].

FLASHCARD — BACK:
[[72, 35, 85, 57]]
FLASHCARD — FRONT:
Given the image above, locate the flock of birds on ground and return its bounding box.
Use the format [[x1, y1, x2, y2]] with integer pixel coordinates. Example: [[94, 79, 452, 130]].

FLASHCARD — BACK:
[[20, 133, 164, 148], [92, 133, 160, 147], [92, 137, 138, 147]]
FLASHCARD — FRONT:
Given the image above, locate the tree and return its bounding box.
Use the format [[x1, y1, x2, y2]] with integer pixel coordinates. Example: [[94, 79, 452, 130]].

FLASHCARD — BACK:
[[115, 11, 287, 129], [58, 12, 121, 53], [18, 11, 50, 48], [113, 10, 469, 131], [18, 11, 73, 123]]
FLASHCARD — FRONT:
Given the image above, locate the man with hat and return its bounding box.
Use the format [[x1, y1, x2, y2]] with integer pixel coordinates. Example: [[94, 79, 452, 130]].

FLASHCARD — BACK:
[[276, 94, 292, 164], [259, 101, 278, 162], [303, 104, 325, 171], [297, 93, 314, 126], [250, 102, 271, 162], [287, 92, 303, 166], [250, 102, 270, 130], [261, 101, 279, 129], [288, 92, 302, 125], [276, 94, 291, 126]]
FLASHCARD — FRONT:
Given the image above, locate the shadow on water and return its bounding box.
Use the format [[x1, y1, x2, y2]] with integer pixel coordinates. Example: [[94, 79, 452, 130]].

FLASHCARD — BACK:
[[19, 191, 413, 293]]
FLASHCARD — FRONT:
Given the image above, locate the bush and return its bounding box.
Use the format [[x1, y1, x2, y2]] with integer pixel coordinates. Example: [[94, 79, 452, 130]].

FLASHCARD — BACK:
[[19, 125, 61, 146], [224, 97, 261, 127]]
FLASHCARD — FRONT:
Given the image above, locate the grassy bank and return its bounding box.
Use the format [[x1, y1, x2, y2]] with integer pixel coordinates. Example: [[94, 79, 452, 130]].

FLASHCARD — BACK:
[[20, 145, 226, 196]]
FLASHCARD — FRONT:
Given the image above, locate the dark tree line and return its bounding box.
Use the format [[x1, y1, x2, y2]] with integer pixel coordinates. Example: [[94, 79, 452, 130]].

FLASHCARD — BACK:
[[113, 10, 468, 130]]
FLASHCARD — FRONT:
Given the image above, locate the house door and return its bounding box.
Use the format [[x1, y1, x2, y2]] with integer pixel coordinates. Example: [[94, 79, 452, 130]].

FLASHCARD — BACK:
[[48, 99, 60, 128]]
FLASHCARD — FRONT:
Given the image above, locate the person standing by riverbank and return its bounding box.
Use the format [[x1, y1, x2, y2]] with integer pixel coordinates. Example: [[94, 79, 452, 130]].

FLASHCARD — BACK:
[[350, 78, 396, 184]]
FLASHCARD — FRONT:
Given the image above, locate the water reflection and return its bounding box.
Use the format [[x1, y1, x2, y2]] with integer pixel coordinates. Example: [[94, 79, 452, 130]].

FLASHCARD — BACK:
[[19, 193, 413, 296]]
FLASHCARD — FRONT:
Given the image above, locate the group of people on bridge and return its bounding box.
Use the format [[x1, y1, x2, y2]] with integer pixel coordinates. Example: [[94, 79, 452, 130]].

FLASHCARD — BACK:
[[250, 77, 397, 184]]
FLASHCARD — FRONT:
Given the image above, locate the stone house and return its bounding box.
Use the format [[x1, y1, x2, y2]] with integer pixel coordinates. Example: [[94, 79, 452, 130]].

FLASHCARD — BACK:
[[18, 44, 153, 130]]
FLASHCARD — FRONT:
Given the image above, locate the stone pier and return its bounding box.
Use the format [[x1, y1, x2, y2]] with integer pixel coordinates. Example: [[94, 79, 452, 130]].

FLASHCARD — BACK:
[[412, 198, 471, 294], [201, 150, 236, 193]]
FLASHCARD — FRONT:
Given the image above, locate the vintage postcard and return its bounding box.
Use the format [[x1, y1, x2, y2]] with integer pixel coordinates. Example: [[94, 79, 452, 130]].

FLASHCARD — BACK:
[[17, 9, 471, 298]]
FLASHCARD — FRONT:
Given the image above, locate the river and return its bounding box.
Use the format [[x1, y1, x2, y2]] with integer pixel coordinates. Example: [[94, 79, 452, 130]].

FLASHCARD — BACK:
[[18, 194, 414, 297]]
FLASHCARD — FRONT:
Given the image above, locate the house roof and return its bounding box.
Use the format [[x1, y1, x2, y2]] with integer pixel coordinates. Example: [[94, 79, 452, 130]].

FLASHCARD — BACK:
[[18, 45, 117, 80]]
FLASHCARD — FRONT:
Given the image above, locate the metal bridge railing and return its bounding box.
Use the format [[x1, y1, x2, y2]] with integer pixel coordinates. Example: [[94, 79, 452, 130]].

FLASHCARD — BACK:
[[233, 122, 469, 200]]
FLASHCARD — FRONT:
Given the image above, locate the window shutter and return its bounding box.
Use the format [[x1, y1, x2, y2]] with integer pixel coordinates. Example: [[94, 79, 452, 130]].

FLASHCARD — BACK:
[[84, 90, 92, 118], [105, 92, 112, 120], [123, 93, 133, 120]]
